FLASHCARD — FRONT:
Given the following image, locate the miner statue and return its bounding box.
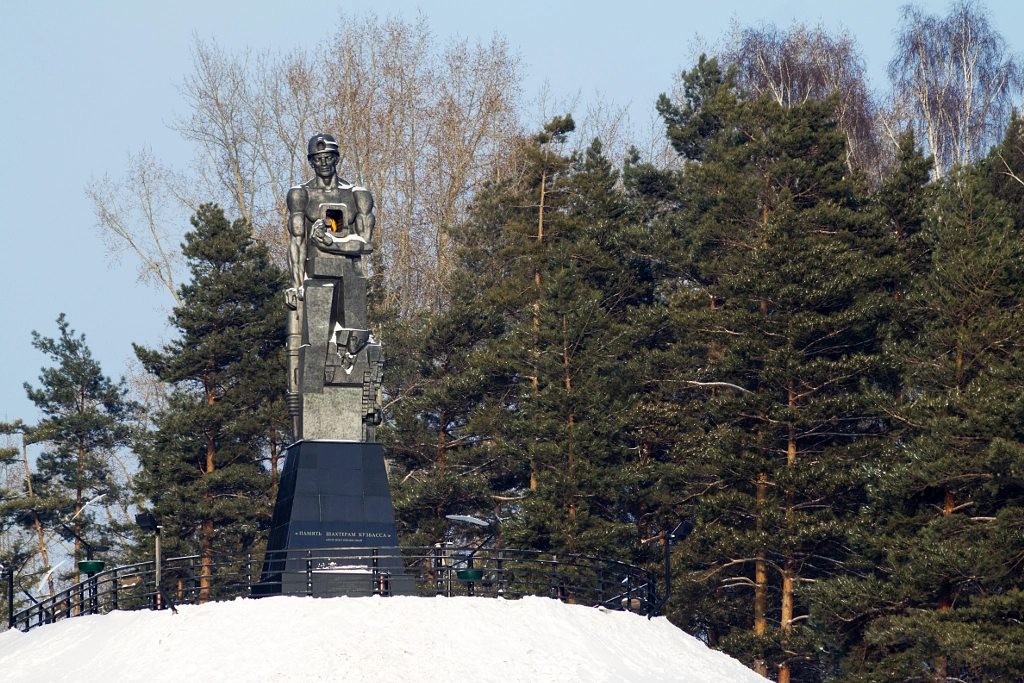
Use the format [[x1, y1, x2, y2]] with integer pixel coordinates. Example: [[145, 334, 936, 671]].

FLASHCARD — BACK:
[[260, 133, 404, 597], [284, 133, 383, 442]]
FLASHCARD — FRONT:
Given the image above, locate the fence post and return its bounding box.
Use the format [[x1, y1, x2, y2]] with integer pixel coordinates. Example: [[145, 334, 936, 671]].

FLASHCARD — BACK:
[[89, 574, 97, 615], [624, 570, 630, 609], [306, 550, 313, 597], [434, 545, 442, 596], [649, 575, 657, 616], [372, 548, 380, 596], [154, 526, 162, 610], [550, 556, 557, 600], [441, 543, 452, 597], [6, 567, 13, 630], [497, 550, 505, 597], [246, 553, 252, 597]]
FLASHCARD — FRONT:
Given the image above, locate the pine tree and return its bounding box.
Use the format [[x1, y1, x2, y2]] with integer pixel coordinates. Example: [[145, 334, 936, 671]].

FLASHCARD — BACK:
[[648, 60, 900, 681], [0, 423, 37, 619], [20, 315, 135, 583], [819, 134, 1024, 683], [0, 420, 60, 599], [381, 142, 527, 544], [877, 129, 936, 284], [25, 320, 130, 567], [133, 204, 287, 588], [500, 136, 648, 556], [385, 124, 658, 559], [797, 129, 934, 679], [382, 305, 508, 545]]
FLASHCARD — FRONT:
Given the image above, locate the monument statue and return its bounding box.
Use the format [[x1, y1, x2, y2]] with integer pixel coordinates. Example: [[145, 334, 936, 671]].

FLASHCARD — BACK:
[[284, 133, 383, 442], [262, 133, 407, 597]]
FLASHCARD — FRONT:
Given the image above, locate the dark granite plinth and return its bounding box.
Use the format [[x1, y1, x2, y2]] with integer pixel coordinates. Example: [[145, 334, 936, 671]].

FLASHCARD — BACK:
[[259, 441, 411, 596]]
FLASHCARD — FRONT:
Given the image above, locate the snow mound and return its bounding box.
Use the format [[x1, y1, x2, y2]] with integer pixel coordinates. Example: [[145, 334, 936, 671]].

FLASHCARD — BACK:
[[0, 596, 765, 682]]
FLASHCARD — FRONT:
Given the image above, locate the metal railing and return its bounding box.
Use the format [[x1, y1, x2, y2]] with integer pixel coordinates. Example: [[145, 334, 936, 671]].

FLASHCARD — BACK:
[[9, 546, 658, 633]]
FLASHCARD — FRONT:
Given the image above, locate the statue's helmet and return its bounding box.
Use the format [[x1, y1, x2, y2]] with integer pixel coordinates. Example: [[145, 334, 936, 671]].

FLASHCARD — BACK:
[[307, 133, 339, 158]]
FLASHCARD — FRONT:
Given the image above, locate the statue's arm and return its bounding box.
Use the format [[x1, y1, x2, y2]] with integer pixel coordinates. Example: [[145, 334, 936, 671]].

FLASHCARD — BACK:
[[286, 186, 308, 305], [353, 187, 376, 245]]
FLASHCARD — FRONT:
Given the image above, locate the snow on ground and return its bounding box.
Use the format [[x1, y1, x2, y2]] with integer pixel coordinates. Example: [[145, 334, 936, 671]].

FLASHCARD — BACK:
[[0, 595, 766, 682]]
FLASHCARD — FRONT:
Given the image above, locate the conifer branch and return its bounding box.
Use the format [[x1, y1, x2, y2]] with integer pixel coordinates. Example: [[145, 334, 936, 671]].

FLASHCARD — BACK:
[[684, 380, 752, 393]]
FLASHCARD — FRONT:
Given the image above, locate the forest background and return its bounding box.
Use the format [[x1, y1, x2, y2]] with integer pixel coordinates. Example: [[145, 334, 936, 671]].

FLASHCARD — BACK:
[[4, 2, 1024, 681]]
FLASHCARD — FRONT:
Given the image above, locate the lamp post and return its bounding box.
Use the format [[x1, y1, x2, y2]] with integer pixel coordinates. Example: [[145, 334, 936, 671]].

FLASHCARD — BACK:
[[445, 515, 494, 597], [652, 520, 693, 618], [76, 540, 110, 615], [135, 513, 162, 609], [2, 564, 12, 630], [77, 539, 110, 574]]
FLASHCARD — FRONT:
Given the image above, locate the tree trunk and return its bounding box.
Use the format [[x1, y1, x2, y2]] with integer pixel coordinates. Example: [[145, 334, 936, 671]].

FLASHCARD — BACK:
[[537, 170, 546, 244], [754, 472, 768, 634], [779, 559, 794, 683], [563, 313, 575, 523], [22, 438, 52, 596], [931, 488, 956, 681], [754, 549, 768, 677], [779, 384, 797, 683], [438, 409, 448, 477], [532, 169, 546, 389], [528, 173, 545, 493], [200, 426, 216, 602], [200, 519, 214, 603], [74, 445, 84, 597], [754, 472, 768, 677]]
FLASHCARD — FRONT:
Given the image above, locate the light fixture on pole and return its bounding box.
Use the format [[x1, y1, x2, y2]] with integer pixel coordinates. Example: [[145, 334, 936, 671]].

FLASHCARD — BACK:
[[135, 513, 163, 609], [55, 495, 110, 576], [444, 515, 489, 527], [651, 520, 693, 618], [77, 539, 110, 576], [444, 515, 495, 593], [1, 563, 12, 630]]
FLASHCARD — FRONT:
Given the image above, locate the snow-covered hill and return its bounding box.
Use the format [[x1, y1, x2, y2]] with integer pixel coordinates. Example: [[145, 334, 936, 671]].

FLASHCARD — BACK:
[[0, 595, 765, 682]]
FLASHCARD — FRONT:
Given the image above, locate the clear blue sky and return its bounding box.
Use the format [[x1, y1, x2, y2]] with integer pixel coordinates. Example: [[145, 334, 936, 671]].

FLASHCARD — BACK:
[[2, 0, 1022, 424]]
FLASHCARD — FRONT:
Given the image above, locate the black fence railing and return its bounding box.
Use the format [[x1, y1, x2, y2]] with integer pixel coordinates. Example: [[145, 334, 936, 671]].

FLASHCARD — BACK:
[[9, 546, 658, 633]]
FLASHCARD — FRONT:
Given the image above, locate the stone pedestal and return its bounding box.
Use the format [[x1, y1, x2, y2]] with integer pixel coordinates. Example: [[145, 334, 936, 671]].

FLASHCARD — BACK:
[[260, 441, 411, 596]]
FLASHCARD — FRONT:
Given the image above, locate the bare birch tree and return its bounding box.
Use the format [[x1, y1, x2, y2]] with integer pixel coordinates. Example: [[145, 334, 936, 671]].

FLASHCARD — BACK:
[[91, 13, 524, 317], [86, 150, 186, 307], [720, 20, 882, 175], [888, 0, 1022, 178]]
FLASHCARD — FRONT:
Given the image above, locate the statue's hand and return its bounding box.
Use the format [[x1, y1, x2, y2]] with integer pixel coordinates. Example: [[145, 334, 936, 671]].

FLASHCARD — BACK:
[[310, 220, 333, 248], [284, 287, 303, 310]]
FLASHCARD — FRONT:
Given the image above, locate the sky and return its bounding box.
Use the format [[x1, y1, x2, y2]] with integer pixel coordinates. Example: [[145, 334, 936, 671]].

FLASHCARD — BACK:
[[2, 0, 1023, 426]]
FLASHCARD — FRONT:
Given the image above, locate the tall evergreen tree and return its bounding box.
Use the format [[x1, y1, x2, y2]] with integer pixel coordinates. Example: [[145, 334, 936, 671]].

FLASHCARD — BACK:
[[500, 136, 649, 556], [647, 59, 900, 681], [0, 422, 40, 617], [816, 134, 1024, 683], [385, 124, 658, 558], [133, 204, 287, 584], [382, 304, 506, 545], [22, 315, 135, 580], [803, 129, 934, 680]]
